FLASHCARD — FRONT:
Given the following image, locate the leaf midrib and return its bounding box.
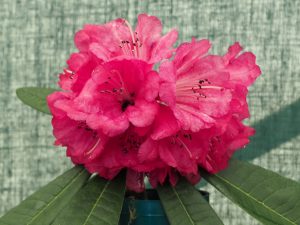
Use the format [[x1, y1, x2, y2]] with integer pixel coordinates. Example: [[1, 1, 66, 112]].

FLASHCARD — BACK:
[[172, 187, 195, 225], [26, 169, 85, 225], [82, 181, 110, 225], [213, 173, 297, 225]]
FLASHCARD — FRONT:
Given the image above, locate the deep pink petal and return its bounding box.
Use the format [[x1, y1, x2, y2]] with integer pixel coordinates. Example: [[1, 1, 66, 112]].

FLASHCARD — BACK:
[[139, 70, 160, 102], [158, 61, 177, 107], [87, 113, 129, 137], [58, 53, 90, 91], [67, 52, 89, 72], [89, 43, 111, 61], [135, 14, 162, 61], [151, 106, 180, 140], [51, 115, 107, 164], [223, 42, 243, 64], [47, 91, 74, 118], [168, 169, 179, 186], [200, 118, 255, 173], [126, 169, 145, 193], [158, 142, 177, 167], [226, 52, 261, 86], [138, 138, 159, 162], [149, 29, 178, 63], [71, 56, 99, 93], [126, 100, 158, 127], [148, 168, 168, 188], [75, 19, 130, 55], [174, 39, 211, 76], [174, 105, 216, 132], [74, 30, 91, 52]]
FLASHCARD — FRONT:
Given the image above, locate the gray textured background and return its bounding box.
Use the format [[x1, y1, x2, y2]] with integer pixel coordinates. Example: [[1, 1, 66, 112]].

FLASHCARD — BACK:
[[1, 0, 300, 224]]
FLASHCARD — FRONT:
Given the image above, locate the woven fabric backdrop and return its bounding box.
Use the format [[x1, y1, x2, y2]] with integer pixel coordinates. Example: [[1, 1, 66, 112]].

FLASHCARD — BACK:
[[1, 1, 300, 224]]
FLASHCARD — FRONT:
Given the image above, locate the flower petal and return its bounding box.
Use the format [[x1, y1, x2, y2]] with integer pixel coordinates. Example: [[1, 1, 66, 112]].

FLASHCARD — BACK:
[[138, 138, 159, 162], [159, 141, 178, 167], [52, 115, 106, 164], [226, 52, 262, 86], [74, 19, 130, 54], [174, 104, 216, 132], [67, 52, 89, 72], [126, 169, 145, 193], [148, 168, 168, 188], [87, 113, 129, 137], [149, 29, 178, 63], [174, 39, 211, 75], [126, 100, 158, 127], [151, 106, 180, 140], [158, 61, 177, 107], [135, 14, 163, 61]]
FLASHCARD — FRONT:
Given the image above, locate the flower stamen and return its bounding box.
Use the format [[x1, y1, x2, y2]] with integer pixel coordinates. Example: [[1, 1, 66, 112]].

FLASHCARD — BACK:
[[176, 136, 193, 158], [99, 70, 134, 107], [85, 137, 101, 156], [118, 20, 142, 58], [124, 20, 139, 57]]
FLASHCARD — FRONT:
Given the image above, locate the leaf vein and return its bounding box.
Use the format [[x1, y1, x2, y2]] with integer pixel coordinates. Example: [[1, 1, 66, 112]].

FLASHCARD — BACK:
[[172, 187, 195, 225], [214, 173, 297, 225], [82, 181, 110, 225], [26, 168, 85, 225]]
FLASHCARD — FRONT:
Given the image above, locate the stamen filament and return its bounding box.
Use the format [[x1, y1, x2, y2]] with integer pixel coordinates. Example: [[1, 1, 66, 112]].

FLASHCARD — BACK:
[[111, 70, 131, 98], [176, 137, 193, 158], [86, 138, 101, 156], [156, 99, 168, 106], [124, 20, 139, 57]]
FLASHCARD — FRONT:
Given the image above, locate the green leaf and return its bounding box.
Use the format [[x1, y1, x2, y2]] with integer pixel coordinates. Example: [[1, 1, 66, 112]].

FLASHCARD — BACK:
[[16, 87, 57, 114], [157, 178, 224, 225], [0, 166, 90, 225], [201, 158, 300, 225], [52, 172, 126, 225]]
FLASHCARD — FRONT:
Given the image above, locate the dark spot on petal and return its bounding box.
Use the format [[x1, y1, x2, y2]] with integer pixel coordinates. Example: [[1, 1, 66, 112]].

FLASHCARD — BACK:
[[121, 99, 134, 111]]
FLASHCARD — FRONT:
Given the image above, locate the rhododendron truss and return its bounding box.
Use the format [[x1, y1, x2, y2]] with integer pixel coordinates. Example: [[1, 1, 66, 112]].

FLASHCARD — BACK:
[[47, 13, 261, 192]]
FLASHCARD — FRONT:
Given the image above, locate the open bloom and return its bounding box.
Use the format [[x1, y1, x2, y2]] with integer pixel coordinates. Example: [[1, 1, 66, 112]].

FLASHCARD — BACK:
[[48, 59, 160, 161], [48, 14, 261, 192], [155, 39, 261, 137], [200, 118, 255, 173], [58, 13, 178, 93], [142, 39, 261, 187], [57, 60, 160, 137], [47, 91, 107, 163]]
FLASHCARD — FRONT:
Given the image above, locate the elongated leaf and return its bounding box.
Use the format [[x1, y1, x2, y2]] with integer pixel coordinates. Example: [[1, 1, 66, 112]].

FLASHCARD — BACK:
[[52, 172, 126, 225], [16, 87, 57, 114], [157, 178, 224, 225], [201, 158, 300, 225], [0, 166, 90, 225]]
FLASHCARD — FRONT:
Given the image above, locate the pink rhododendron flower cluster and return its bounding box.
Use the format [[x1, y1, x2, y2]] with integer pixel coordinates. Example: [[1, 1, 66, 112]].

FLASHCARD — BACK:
[[48, 14, 261, 192]]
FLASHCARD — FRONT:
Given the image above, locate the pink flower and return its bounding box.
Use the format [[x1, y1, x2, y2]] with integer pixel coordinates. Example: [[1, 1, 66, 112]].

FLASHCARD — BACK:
[[139, 131, 211, 174], [135, 116, 255, 189], [84, 127, 167, 192], [58, 14, 178, 93], [53, 59, 160, 137], [148, 167, 179, 188], [154, 40, 261, 138], [156, 40, 231, 135], [47, 92, 108, 163], [48, 14, 261, 192], [200, 118, 255, 173]]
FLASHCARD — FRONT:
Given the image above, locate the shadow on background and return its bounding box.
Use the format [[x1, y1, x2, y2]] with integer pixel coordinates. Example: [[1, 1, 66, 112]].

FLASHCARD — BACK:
[[235, 98, 300, 161]]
